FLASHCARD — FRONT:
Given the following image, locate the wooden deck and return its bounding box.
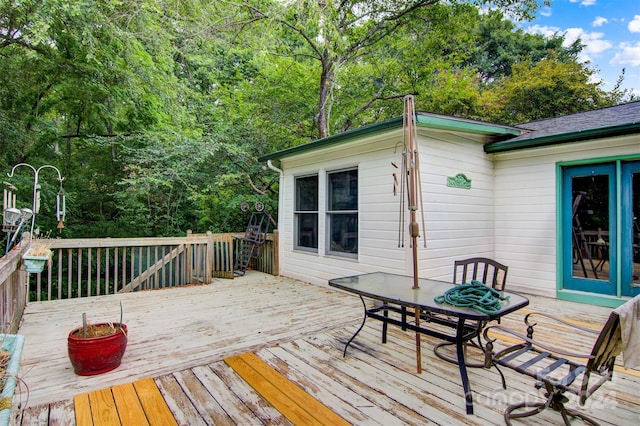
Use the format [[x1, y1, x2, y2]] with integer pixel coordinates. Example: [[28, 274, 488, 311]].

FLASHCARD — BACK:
[[10, 272, 640, 425], [73, 378, 177, 425]]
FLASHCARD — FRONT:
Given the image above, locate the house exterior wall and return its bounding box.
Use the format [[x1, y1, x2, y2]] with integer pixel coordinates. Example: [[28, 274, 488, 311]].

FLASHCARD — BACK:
[[275, 128, 497, 287], [492, 134, 640, 297]]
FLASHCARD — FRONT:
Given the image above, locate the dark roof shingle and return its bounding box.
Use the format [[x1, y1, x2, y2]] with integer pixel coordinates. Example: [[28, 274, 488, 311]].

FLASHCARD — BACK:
[[513, 101, 640, 141]]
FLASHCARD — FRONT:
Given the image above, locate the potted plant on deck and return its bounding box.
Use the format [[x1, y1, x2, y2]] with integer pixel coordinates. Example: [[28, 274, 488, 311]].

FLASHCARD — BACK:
[[67, 303, 128, 376], [22, 239, 53, 274]]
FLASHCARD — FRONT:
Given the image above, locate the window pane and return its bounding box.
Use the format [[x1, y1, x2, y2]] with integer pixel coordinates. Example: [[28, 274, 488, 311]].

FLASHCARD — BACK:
[[296, 213, 318, 249], [572, 174, 609, 281], [328, 170, 357, 211], [295, 174, 318, 251], [328, 213, 358, 253], [296, 176, 318, 211]]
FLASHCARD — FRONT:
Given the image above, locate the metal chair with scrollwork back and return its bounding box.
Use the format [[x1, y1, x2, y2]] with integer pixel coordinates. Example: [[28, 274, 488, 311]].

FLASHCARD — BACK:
[[433, 257, 509, 366], [482, 301, 627, 426]]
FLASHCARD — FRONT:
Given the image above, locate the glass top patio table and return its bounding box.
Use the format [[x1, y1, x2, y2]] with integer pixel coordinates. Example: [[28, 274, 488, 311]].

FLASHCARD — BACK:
[[329, 271, 529, 320], [329, 271, 529, 415]]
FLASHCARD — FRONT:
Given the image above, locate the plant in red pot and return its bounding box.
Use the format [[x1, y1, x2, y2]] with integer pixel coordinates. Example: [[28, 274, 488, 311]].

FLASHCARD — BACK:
[[67, 303, 128, 376]]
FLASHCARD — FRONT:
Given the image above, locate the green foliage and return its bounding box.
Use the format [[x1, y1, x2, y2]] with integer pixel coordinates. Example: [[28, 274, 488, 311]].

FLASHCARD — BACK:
[[467, 9, 581, 83], [0, 0, 628, 247], [488, 56, 620, 124]]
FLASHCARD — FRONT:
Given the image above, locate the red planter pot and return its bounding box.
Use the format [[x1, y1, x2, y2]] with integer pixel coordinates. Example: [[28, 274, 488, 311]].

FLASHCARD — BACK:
[[67, 323, 128, 376]]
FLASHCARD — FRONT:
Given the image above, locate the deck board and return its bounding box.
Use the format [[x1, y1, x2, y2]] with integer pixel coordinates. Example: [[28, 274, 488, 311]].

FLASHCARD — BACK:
[[87, 387, 120, 425], [72, 378, 175, 426], [111, 383, 149, 426], [72, 394, 92, 426], [154, 375, 206, 426], [225, 352, 349, 426], [14, 273, 362, 409], [133, 378, 177, 426], [11, 272, 640, 425], [207, 361, 292, 425]]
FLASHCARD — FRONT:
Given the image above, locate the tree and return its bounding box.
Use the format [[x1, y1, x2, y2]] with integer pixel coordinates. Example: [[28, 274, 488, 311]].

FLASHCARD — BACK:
[[467, 9, 582, 83], [488, 55, 620, 124], [0, 0, 201, 239], [229, 0, 549, 138], [384, 5, 623, 122], [3, 0, 628, 246]]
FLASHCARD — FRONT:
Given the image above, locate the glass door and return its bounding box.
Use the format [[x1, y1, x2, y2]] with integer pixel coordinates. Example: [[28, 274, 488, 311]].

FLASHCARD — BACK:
[[621, 161, 640, 297], [563, 164, 616, 295]]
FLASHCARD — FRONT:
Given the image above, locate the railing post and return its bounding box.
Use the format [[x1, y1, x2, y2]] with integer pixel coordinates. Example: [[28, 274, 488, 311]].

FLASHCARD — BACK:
[[0, 238, 29, 333], [206, 231, 213, 284], [273, 229, 279, 277]]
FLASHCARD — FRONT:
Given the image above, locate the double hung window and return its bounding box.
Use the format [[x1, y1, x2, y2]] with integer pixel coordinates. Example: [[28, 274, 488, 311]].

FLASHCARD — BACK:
[[327, 169, 358, 256], [294, 175, 318, 251]]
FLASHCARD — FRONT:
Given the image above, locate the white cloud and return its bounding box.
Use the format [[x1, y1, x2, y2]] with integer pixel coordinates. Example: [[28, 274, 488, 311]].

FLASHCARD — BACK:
[[526, 26, 612, 56], [525, 24, 561, 38], [629, 15, 640, 33], [563, 27, 613, 55], [526, 25, 614, 66], [540, 6, 552, 17], [592, 17, 608, 27], [581, 0, 597, 6], [611, 42, 640, 66]]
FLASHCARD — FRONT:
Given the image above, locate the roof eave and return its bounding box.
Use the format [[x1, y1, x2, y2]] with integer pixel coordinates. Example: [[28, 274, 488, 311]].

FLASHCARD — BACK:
[[484, 123, 640, 153], [258, 116, 403, 163], [416, 114, 520, 137], [259, 114, 521, 162]]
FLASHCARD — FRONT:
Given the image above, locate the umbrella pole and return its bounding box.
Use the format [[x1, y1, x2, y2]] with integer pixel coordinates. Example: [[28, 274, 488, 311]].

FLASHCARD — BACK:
[[410, 221, 419, 288], [404, 95, 422, 372], [408, 109, 420, 290], [415, 307, 422, 373]]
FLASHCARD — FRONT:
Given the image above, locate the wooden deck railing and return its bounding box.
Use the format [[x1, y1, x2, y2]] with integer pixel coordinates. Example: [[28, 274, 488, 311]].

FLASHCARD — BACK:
[[0, 231, 278, 331], [0, 247, 27, 333]]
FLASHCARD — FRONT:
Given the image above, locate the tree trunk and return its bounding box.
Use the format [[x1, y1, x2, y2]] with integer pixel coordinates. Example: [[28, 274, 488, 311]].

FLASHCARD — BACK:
[[317, 59, 334, 139]]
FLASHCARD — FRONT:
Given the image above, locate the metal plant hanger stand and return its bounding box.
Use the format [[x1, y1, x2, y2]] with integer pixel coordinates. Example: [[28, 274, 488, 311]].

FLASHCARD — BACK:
[[2, 163, 66, 253]]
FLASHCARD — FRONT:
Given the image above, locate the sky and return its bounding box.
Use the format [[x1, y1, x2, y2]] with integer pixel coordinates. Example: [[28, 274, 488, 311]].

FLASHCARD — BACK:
[[519, 0, 640, 97]]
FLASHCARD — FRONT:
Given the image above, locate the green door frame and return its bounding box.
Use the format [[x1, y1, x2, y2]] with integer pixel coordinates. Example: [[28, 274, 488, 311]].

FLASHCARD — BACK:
[[621, 161, 640, 298], [557, 155, 640, 308], [561, 163, 617, 295]]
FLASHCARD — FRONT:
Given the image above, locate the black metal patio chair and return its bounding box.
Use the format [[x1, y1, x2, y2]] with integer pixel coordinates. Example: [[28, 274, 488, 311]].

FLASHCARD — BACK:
[[451, 257, 509, 292], [433, 257, 508, 366], [482, 300, 629, 425]]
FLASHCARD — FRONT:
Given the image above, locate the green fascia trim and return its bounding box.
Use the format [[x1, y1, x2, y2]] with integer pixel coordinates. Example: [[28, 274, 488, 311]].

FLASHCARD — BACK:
[[485, 123, 640, 153], [557, 290, 626, 308], [258, 116, 403, 162], [415, 114, 520, 136], [558, 153, 640, 166], [259, 113, 521, 162]]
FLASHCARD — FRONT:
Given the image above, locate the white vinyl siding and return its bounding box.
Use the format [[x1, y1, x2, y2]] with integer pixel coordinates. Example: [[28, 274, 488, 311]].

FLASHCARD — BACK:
[[277, 128, 496, 287], [493, 134, 640, 296], [272, 121, 638, 299]]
